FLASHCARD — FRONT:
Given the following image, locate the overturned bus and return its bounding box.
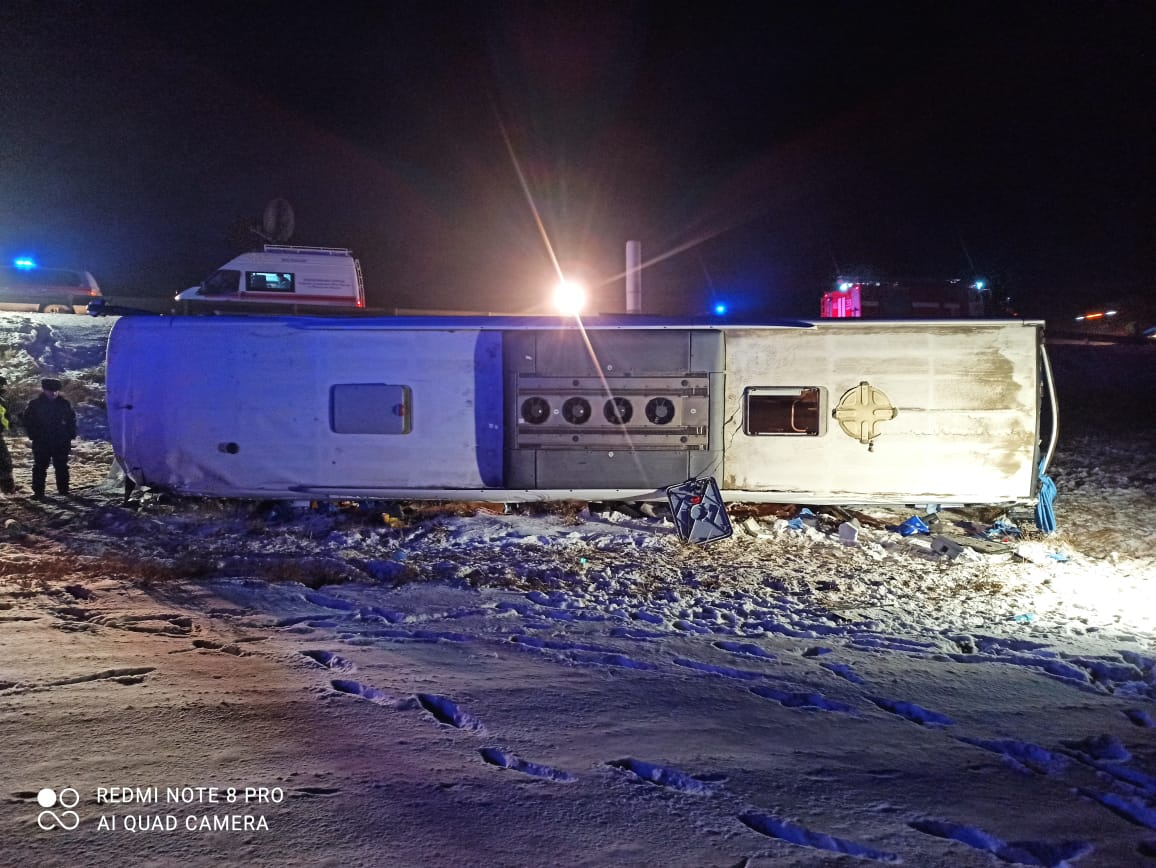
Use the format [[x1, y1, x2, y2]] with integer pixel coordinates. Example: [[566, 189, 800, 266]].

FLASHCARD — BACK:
[[104, 314, 1056, 507]]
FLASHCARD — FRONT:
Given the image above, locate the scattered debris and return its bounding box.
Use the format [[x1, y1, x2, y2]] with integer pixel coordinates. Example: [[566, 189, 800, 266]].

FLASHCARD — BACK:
[[894, 516, 931, 536], [838, 520, 861, 546], [666, 477, 733, 545]]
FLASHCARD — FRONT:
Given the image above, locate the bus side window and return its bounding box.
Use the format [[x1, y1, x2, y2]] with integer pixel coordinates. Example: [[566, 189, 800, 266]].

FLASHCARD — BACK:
[[743, 387, 826, 436]]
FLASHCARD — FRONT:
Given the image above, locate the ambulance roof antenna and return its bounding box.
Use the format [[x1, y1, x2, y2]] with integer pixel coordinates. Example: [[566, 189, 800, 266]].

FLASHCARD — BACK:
[[257, 198, 296, 244]]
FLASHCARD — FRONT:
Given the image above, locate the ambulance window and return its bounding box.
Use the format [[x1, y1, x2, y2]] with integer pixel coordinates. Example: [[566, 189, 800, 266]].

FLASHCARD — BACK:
[[246, 271, 294, 293], [330, 384, 412, 435], [743, 387, 826, 436], [200, 269, 240, 296]]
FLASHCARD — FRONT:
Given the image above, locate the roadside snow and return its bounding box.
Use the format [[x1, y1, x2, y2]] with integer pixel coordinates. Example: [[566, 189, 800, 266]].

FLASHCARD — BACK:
[[2, 312, 1156, 867]]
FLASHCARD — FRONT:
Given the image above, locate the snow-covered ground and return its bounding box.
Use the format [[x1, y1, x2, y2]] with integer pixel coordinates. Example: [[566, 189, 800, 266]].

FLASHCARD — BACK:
[[2, 312, 1155, 867]]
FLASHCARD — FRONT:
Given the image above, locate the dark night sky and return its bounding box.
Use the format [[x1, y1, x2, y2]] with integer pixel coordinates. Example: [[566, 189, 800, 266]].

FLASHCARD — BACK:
[[2, 1, 1153, 317]]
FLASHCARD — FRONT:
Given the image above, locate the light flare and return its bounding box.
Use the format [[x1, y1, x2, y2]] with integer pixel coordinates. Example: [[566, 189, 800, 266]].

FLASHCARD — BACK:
[[552, 280, 586, 315]]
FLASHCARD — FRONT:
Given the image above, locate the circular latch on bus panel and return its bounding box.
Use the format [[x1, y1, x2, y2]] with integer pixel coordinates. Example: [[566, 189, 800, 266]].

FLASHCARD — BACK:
[[833, 382, 898, 447]]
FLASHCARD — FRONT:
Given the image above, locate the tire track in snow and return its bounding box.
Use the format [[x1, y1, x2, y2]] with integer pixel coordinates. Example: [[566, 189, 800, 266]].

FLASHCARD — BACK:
[[5, 667, 157, 694], [955, 736, 1069, 776], [300, 650, 355, 672], [607, 758, 722, 795], [305, 647, 580, 785], [293, 619, 1114, 865], [52, 606, 194, 636], [820, 661, 868, 684], [868, 696, 955, 727], [712, 640, 776, 660], [1125, 708, 1156, 727], [1077, 789, 1156, 831], [749, 684, 856, 713], [739, 812, 900, 862], [672, 658, 766, 681], [192, 639, 246, 655], [289, 786, 343, 798], [504, 634, 657, 671], [481, 748, 575, 782], [329, 679, 396, 705], [909, 818, 1093, 866], [338, 627, 474, 643], [416, 693, 486, 732], [283, 589, 1126, 862]]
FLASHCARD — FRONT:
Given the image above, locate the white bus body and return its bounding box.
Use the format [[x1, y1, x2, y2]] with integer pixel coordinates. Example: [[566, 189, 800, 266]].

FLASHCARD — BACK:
[[105, 315, 1050, 506]]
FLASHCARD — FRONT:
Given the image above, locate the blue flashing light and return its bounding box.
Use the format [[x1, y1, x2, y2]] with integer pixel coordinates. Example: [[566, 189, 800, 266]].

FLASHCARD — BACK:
[[13, 257, 36, 270], [973, 280, 986, 290], [838, 281, 853, 292], [713, 302, 728, 316]]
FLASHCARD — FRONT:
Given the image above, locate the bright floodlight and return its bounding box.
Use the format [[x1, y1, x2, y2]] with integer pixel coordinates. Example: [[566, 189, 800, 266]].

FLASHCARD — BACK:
[[553, 280, 586, 315]]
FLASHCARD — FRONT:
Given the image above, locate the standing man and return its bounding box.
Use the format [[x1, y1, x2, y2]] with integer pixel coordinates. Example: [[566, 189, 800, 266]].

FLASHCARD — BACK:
[[22, 378, 76, 500], [0, 377, 16, 494]]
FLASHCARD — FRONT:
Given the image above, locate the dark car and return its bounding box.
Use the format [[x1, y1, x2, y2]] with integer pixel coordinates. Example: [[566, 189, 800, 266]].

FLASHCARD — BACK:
[[0, 264, 102, 314], [1064, 294, 1156, 342]]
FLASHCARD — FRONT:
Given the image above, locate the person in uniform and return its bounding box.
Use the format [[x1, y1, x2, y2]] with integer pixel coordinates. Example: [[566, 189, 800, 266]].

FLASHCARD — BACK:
[[0, 376, 16, 494], [21, 378, 77, 500]]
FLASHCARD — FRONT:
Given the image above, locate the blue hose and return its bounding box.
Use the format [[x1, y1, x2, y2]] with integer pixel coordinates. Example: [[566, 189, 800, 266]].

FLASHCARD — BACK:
[[1034, 460, 1057, 534]]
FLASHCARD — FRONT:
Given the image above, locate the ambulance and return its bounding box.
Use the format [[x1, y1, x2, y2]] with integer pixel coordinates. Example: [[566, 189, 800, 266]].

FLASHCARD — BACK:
[[174, 246, 365, 313]]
